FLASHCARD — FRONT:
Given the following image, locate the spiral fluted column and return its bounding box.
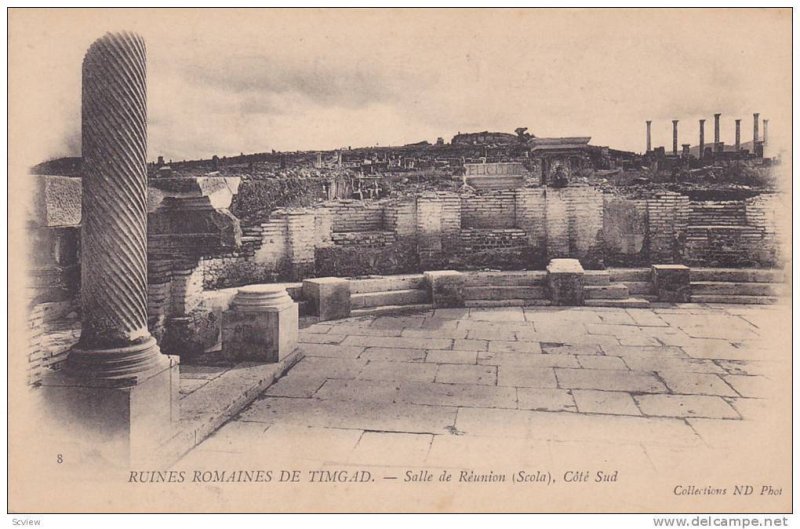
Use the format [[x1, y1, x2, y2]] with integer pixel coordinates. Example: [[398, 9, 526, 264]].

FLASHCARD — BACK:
[[67, 32, 165, 381]]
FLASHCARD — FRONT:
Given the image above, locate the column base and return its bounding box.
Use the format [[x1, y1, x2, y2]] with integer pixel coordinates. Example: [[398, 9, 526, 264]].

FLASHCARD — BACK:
[[39, 353, 179, 467], [222, 285, 299, 362]]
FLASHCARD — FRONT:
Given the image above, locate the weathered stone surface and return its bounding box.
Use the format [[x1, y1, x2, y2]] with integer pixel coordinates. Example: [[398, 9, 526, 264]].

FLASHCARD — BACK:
[[555, 368, 667, 393], [652, 264, 691, 302], [546, 258, 585, 306], [572, 390, 641, 415], [497, 366, 558, 388], [303, 277, 351, 321], [635, 394, 739, 419], [657, 371, 738, 397], [424, 270, 466, 308], [479, 351, 578, 368], [360, 347, 427, 363], [435, 364, 497, 385], [576, 355, 628, 370], [517, 388, 576, 412], [32, 175, 82, 227], [358, 360, 437, 382], [342, 334, 452, 350], [397, 380, 517, 409], [425, 349, 478, 364]]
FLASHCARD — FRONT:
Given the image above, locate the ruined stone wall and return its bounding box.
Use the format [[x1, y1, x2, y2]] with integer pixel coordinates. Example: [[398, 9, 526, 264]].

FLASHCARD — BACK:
[[328, 201, 386, 232], [683, 194, 783, 267], [602, 196, 648, 266], [646, 192, 691, 263], [515, 188, 547, 253], [566, 187, 605, 267], [461, 191, 516, 229]]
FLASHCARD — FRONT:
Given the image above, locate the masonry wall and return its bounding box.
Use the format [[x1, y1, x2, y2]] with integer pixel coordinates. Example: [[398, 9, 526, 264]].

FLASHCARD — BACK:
[[461, 191, 516, 229], [29, 183, 787, 382]]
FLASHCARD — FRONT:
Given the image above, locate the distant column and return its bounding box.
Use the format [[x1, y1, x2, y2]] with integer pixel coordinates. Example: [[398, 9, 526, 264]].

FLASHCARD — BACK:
[[753, 113, 760, 142], [646, 120, 652, 152], [713, 113, 721, 149], [672, 120, 679, 156], [698, 119, 705, 158], [735, 119, 741, 151], [763, 119, 769, 145]]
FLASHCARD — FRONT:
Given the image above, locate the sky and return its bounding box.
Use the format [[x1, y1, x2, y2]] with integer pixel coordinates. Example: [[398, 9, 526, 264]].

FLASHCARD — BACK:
[[9, 8, 792, 166]]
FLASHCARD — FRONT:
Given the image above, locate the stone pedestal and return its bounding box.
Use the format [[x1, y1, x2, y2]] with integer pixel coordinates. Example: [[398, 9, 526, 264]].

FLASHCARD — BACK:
[[547, 258, 585, 306], [424, 270, 465, 308], [303, 277, 350, 321], [222, 285, 298, 362], [652, 264, 691, 302], [40, 355, 179, 466]]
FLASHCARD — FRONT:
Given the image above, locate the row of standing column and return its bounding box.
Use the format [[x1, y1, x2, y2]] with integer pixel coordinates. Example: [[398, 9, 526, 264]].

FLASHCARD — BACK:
[[646, 114, 768, 155]]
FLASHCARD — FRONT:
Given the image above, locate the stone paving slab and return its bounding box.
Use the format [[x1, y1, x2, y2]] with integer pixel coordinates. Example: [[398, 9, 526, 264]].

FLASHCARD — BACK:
[[635, 394, 739, 419], [397, 381, 517, 409], [572, 389, 641, 415], [342, 335, 453, 350], [358, 360, 438, 383], [315, 378, 401, 403], [516, 388, 576, 412], [497, 366, 558, 388], [555, 368, 667, 393], [478, 351, 579, 368], [656, 370, 738, 397], [425, 349, 478, 364], [296, 342, 365, 359], [241, 397, 457, 435], [576, 355, 628, 370], [436, 364, 497, 386], [184, 303, 787, 494], [360, 346, 427, 363]]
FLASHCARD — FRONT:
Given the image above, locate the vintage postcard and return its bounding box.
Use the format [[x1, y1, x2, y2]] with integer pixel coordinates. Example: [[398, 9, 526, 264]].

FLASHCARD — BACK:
[[7, 7, 792, 515]]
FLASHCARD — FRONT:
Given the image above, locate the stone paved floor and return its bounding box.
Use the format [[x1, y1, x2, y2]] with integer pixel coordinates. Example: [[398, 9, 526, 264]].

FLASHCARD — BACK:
[[175, 303, 790, 512]]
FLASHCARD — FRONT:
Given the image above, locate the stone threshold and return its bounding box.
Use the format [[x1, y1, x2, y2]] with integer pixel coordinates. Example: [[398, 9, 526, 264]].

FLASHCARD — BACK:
[[155, 350, 304, 465]]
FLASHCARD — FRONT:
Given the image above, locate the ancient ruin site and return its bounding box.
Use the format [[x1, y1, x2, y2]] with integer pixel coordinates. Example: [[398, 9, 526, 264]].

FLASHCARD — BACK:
[[12, 10, 791, 515]]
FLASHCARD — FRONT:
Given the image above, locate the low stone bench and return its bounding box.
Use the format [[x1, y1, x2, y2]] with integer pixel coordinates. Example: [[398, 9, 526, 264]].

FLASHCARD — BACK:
[[547, 258, 585, 306], [652, 264, 691, 302], [302, 277, 351, 321], [424, 270, 466, 308]]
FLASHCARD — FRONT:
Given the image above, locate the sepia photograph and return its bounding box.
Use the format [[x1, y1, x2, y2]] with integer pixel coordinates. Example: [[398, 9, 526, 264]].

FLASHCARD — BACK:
[[6, 6, 793, 517]]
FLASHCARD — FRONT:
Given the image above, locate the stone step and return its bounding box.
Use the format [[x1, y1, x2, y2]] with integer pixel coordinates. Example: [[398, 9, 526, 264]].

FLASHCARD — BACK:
[[608, 268, 650, 282], [349, 274, 426, 294], [584, 298, 650, 308], [351, 303, 434, 317], [691, 281, 782, 297], [583, 284, 629, 300], [350, 288, 430, 309], [583, 271, 611, 286], [621, 281, 653, 295], [464, 299, 552, 308], [464, 271, 546, 287], [690, 268, 785, 284], [690, 294, 779, 305], [464, 286, 546, 301]]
